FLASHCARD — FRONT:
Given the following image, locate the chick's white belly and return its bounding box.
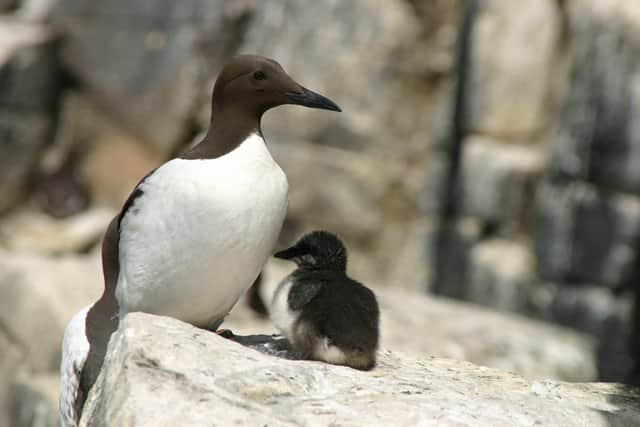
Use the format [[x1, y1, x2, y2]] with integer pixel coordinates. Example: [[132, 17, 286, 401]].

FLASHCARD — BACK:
[[270, 278, 297, 338], [116, 153, 288, 327]]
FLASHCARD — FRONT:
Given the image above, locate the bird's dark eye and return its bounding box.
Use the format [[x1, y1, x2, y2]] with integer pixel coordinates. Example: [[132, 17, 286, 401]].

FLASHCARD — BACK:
[[253, 71, 266, 81]]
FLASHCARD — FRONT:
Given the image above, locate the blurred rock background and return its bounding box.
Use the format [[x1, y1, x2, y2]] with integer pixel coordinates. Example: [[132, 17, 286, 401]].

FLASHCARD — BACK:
[[1, 0, 640, 425]]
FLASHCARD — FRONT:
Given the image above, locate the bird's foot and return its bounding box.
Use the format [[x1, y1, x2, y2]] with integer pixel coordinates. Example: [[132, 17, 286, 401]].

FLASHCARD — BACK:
[[215, 329, 235, 339]]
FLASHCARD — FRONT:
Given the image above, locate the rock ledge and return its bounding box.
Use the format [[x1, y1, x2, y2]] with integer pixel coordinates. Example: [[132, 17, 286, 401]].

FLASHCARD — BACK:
[[81, 313, 640, 427]]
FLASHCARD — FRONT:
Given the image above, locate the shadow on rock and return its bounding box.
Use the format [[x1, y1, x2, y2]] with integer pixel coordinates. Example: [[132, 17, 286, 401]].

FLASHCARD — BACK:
[[232, 334, 307, 361], [601, 383, 640, 427]]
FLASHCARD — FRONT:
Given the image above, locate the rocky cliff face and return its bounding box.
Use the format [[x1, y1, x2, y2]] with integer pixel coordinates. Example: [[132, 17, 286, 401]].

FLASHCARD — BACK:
[[428, 0, 640, 383]]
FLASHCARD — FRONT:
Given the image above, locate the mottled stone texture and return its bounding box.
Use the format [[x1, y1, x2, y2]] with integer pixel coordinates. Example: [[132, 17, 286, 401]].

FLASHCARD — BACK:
[[50, 0, 244, 155], [467, 0, 560, 139], [79, 313, 638, 427], [534, 283, 634, 382], [0, 18, 60, 213], [429, 0, 640, 384], [466, 239, 534, 313], [0, 248, 103, 426], [459, 136, 544, 232], [535, 181, 640, 288], [10, 374, 59, 427], [241, 0, 423, 151], [49, 0, 431, 157], [551, 0, 640, 193], [535, 0, 640, 383]]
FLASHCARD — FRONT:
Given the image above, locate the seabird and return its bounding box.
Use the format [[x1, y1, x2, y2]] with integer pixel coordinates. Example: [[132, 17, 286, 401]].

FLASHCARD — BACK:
[[59, 55, 341, 426], [270, 231, 380, 370]]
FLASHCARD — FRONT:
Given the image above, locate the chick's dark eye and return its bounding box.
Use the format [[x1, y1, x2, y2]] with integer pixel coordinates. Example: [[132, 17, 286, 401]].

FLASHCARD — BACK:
[[253, 71, 266, 81]]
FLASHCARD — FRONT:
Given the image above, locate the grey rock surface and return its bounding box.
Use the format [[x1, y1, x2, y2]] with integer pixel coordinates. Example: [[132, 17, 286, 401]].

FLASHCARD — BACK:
[[426, 217, 483, 299], [385, 219, 435, 294], [270, 140, 381, 245], [10, 373, 59, 427], [552, 0, 640, 193], [0, 0, 16, 13], [466, 238, 535, 313], [0, 207, 113, 254], [51, 0, 246, 154], [468, 0, 560, 139], [459, 136, 544, 233], [0, 17, 59, 111], [533, 283, 634, 382], [53, 92, 164, 209], [50, 0, 434, 158], [0, 18, 60, 212], [535, 180, 640, 287], [0, 248, 102, 425], [242, 0, 425, 151], [81, 313, 640, 427], [374, 288, 595, 383], [18, 0, 59, 22]]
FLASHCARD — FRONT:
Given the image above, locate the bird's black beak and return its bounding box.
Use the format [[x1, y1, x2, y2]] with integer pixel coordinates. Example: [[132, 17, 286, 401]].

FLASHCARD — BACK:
[[285, 87, 341, 112], [274, 245, 303, 260]]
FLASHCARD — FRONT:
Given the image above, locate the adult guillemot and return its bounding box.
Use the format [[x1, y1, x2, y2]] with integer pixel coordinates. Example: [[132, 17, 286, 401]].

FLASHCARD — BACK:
[[59, 55, 340, 426], [271, 231, 380, 370]]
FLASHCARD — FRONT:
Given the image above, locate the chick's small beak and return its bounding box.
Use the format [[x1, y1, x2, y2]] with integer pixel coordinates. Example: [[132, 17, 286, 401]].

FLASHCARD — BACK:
[[285, 87, 341, 112], [274, 246, 302, 260]]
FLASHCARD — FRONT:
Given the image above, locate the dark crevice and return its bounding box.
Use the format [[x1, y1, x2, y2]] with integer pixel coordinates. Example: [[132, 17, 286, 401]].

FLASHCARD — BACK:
[[431, 0, 479, 296]]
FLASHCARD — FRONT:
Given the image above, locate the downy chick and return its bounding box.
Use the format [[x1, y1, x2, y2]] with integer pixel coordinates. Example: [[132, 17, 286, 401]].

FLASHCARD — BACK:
[[271, 231, 379, 370]]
